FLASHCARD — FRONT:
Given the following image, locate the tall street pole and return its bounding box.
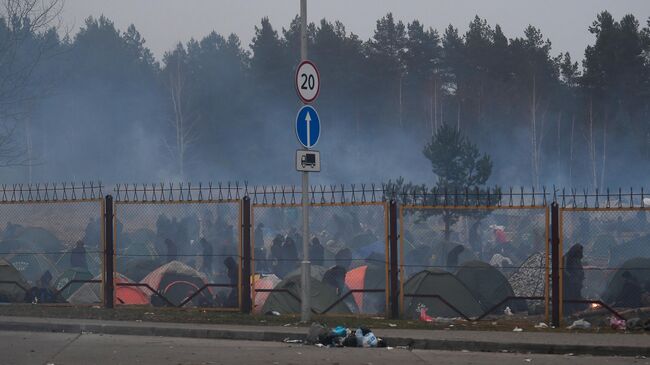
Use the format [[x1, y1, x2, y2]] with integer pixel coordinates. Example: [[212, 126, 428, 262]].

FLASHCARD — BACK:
[[299, 0, 311, 323]]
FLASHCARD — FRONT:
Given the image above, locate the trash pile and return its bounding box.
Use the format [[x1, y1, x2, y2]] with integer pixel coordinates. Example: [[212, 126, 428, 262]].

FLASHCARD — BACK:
[[305, 323, 387, 348]]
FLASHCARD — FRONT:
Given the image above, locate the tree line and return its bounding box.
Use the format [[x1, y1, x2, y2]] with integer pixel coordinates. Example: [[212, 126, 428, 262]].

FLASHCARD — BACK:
[[2, 7, 649, 187]]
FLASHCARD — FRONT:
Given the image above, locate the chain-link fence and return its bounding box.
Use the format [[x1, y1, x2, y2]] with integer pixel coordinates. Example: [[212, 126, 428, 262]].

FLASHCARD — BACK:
[[399, 204, 549, 322], [560, 207, 650, 321], [114, 195, 241, 309], [0, 185, 104, 305], [251, 201, 388, 316]]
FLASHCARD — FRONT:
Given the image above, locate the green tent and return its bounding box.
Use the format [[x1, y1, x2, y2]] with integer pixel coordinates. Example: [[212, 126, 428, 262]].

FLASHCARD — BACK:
[[455, 260, 518, 313], [4, 251, 59, 284], [403, 269, 483, 319], [54, 267, 94, 301], [0, 258, 28, 302], [601, 257, 650, 306], [261, 272, 351, 315]]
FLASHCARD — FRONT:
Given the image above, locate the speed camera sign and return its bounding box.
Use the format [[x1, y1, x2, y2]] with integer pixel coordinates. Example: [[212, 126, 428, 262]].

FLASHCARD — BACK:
[[295, 60, 320, 104]]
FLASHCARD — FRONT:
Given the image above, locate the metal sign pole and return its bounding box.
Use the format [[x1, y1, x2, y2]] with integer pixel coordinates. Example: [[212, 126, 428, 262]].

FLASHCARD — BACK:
[[299, 0, 311, 323]]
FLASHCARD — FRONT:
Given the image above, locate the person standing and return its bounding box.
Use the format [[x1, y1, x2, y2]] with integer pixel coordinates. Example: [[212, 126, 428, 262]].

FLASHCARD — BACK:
[[70, 240, 88, 270]]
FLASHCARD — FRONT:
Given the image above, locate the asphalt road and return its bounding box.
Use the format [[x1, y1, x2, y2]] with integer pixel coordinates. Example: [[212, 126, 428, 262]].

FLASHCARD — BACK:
[[1, 330, 647, 365]]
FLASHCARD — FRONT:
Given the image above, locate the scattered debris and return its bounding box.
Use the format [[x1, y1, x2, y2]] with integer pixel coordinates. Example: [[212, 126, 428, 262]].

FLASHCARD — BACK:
[[567, 319, 591, 330], [610, 316, 626, 330], [504, 306, 513, 316], [626, 317, 642, 331], [304, 323, 386, 348], [524, 358, 532, 362], [283, 338, 303, 344], [266, 311, 281, 316], [534, 322, 548, 329], [144, 312, 154, 315], [512, 327, 523, 332], [388, 323, 397, 327]]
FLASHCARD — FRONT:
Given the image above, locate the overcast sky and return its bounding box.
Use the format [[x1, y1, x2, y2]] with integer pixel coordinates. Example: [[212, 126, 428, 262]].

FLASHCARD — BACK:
[[61, 0, 650, 61]]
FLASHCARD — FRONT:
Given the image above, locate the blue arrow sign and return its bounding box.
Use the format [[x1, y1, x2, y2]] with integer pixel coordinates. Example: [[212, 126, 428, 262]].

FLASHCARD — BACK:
[[295, 105, 320, 148]]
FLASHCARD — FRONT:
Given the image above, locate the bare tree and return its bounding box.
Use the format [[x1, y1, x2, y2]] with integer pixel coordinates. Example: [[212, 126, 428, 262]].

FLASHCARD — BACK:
[[165, 52, 198, 178], [0, 0, 63, 167]]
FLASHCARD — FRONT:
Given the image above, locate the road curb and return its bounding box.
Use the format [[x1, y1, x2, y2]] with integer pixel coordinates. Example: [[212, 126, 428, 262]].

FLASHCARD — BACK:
[[0, 319, 647, 357]]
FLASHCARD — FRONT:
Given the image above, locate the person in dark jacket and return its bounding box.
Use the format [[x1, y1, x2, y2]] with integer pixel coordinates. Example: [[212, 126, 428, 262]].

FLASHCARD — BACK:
[[563, 244, 587, 314], [200, 238, 213, 275], [335, 248, 352, 270], [614, 271, 642, 308], [270, 234, 284, 276], [446, 244, 465, 270], [281, 236, 299, 275], [164, 238, 178, 262], [310, 236, 324, 266], [70, 240, 88, 270], [223, 256, 239, 307], [254, 223, 267, 272]]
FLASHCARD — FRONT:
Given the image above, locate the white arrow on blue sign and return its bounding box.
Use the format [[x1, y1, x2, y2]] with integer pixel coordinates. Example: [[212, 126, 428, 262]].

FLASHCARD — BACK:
[[295, 105, 320, 149]]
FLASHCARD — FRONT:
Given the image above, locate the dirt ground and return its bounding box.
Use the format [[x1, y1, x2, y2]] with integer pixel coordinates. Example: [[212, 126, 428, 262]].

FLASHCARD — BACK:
[[0, 304, 642, 334]]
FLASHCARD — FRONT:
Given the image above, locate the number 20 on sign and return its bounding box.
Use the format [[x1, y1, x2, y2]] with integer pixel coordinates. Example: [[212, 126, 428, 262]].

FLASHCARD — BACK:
[[295, 60, 320, 104]]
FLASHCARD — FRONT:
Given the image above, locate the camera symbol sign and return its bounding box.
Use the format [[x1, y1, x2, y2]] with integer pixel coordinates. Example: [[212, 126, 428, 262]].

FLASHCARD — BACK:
[[295, 105, 320, 149]]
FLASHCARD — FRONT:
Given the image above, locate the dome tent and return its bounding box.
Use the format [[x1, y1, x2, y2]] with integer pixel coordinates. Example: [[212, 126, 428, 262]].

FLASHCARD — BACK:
[[141, 260, 214, 307], [402, 269, 483, 319], [455, 260, 519, 313], [261, 271, 351, 315], [68, 273, 148, 305], [601, 257, 650, 307], [0, 258, 28, 302]]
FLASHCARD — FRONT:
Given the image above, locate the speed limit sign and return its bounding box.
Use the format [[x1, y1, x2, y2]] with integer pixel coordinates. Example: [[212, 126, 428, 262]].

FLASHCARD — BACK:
[[295, 60, 320, 104]]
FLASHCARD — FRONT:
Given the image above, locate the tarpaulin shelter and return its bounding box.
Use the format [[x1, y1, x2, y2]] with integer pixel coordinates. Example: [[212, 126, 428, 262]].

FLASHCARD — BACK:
[[252, 273, 281, 314], [68, 273, 148, 305], [508, 251, 545, 312], [345, 264, 386, 314], [141, 260, 214, 307], [455, 260, 517, 313], [0, 258, 28, 302], [261, 272, 351, 315], [54, 267, 93, 300], [403, 269, 483, 319]]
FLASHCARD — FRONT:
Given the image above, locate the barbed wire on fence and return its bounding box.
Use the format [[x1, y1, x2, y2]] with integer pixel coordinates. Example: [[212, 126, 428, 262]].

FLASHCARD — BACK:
[[113, 181, 248, 202], [2, 181, 649, 209], [557, 187, 648, 209], [0, 182, 103, 203], [250, 183, 384, 205], [393, 186, 549, 207]]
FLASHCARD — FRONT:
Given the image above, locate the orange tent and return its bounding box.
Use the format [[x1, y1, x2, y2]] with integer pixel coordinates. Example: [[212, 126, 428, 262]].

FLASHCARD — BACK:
[[345, 265, 368, 310], [141, 261, 213, 306], [68, 273, 148, 305], [252, 274, 281, 314], [114, 274, 149, 305]]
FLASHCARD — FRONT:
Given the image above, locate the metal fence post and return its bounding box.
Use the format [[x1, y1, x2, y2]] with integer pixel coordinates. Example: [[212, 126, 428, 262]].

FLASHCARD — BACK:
[[103, 195, 114, 309], [241, 196, 252, 314], [389, 199, 399, 319], [551, 202, 560, 327]]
